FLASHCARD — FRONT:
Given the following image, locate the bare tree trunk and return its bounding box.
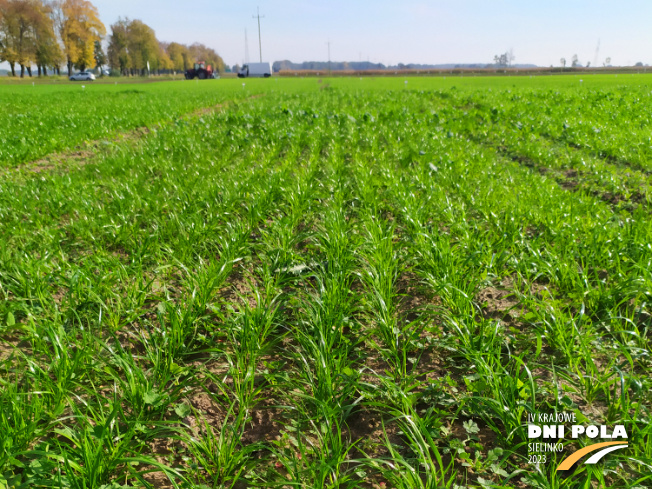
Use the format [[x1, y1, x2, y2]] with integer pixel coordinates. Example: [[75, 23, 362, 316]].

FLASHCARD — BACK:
[[20, 64, 25, 78], [27, 66, 32, 77], [67, 60, 73, 76], [9, 63, 16, 77], [37, 65, 42, 76]]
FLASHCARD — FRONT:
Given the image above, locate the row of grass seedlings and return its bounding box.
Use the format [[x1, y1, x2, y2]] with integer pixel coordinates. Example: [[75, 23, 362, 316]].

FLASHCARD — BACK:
[[95, 154, 287, 473], [382, 161, 481, 485], [348, 95, 465, 487], [382, 110, 559, 485], [348, 137, 411, 381], [508, 216, 652, 483], [506, 89, 652, 173], [72, 147, 274, 485], [246, 160, 322, 484], [0, 319, 100, 487], [0, 315, 187, 486], [357, 203, 409, 378], [51, 393, 186, 489], [186, 268, 281, 487], [268, 129, 366, 487], [179, 103, 327, 486], [0, 104, 290, 486], [500, 145, 652, 485], [440, 141, 596, 481], [101, 112, 285, 385], [0, 371, 53, 487], [464, 87, 651, 206], [424, 111, 652, 485], [142, 122, 303, 485]]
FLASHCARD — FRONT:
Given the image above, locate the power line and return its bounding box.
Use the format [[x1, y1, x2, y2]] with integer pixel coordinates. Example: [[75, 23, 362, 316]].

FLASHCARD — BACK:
[[253, 7, 264, 62]]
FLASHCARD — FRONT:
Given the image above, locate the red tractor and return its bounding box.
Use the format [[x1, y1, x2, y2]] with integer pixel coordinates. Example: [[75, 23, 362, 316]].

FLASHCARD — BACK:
[[184, 61, 213, 80]]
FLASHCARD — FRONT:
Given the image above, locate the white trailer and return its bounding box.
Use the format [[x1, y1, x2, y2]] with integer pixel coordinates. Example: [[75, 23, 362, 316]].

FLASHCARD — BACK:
[[238, 62, 272, 78]]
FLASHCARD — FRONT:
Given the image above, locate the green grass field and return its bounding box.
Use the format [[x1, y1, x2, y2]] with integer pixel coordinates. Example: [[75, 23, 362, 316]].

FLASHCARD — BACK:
[[1, 75, 651, 488]]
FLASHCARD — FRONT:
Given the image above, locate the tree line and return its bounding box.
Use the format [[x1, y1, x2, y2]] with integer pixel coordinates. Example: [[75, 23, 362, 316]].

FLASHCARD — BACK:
[[0, 0, 224, 77], [108, 18, 224, 76]]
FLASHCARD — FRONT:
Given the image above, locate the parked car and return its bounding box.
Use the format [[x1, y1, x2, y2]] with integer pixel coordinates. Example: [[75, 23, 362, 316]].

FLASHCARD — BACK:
[[69, 71, 95, 81]]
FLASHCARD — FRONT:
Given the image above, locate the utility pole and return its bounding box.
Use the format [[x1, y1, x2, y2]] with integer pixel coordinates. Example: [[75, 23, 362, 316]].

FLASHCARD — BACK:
[[326, 40, 331, 76], [253, 7, 264, 62]]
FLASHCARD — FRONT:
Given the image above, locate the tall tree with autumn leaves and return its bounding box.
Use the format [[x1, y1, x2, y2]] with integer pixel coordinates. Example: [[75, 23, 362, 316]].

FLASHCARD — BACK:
[[0, 0, 62, 77], [165, 41, 190, 72], [34, 1, 63, 75], [0, 0, 226, 77], [108, 19, 179, 76], [56, 0, 105, 74]]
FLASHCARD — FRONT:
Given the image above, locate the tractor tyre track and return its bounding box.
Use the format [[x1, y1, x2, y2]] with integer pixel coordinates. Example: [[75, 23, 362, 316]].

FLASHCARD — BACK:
[[0, 94, 266, 177]]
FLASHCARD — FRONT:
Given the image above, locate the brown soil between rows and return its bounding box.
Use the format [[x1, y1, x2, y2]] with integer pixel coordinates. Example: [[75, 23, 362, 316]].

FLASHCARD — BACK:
[[482, 139, 648, 209]]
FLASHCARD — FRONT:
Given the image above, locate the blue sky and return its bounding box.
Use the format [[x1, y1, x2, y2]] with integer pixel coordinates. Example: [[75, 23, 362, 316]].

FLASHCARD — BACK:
[[64, 1, 652, 67]]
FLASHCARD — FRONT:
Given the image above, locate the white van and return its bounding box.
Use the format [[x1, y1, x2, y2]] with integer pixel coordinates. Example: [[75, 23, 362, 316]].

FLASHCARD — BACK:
[[238, 62, 272, 78]]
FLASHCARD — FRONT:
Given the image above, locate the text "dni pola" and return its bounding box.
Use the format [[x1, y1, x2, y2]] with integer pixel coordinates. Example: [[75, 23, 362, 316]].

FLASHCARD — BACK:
[[528, 424, 628, 439]]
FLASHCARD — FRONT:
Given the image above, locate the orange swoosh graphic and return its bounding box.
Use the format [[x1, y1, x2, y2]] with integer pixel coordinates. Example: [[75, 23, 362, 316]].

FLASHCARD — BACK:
[[556, 441, 628, 471]]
